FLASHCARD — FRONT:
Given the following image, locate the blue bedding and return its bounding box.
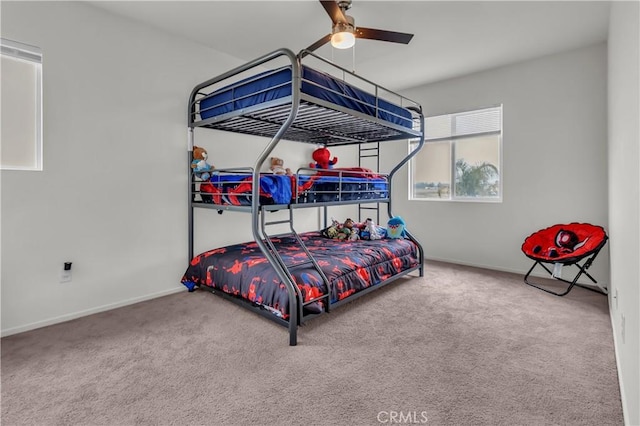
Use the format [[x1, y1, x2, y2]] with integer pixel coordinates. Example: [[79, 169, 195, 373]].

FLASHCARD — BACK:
[[198, 173, 388, 206], [200, 174, 292, 205], [296, 175, 388, 203], [198, 66, 413, 129]]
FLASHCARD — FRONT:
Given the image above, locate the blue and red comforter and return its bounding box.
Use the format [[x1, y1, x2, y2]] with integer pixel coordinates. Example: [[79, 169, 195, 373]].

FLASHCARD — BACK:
[[181, 232, 418, 318]]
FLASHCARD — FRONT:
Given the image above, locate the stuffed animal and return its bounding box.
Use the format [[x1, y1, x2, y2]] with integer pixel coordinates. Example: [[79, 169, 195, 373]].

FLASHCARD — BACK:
[[270, 157, 292, 176], [362, 218, 384, 240], [342, 218, 360, 241], [348, 226, 360, 241], [333, 218, 352, 241], [321, 218, 358, 241], [191, 146, 214, 181], [386, 216, 407, 239], [322, 219, 341, 239], [309, 147, 338, 170]]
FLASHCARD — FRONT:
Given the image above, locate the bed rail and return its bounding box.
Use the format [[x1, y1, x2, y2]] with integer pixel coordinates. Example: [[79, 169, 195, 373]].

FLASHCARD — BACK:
[[191, 167, 390, 211], [188, 49, 422, 145], [388, 109, 425, 276]]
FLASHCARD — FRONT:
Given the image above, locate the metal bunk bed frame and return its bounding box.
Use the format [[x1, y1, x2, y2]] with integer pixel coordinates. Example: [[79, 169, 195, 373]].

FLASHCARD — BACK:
[[187, 48, 425, 346]]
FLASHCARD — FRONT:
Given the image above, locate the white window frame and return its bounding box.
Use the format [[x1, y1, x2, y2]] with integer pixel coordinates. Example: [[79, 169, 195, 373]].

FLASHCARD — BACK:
[[409, 105, 503, 203], [1, 38, 43, 171]]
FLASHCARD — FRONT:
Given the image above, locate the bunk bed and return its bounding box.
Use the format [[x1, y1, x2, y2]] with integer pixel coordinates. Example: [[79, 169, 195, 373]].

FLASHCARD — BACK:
[[183, 48, 425, 346]]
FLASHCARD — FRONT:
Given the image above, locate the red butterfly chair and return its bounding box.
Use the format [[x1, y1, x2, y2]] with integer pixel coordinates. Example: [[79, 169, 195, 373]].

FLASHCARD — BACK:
[[521, 223, 608, 296]]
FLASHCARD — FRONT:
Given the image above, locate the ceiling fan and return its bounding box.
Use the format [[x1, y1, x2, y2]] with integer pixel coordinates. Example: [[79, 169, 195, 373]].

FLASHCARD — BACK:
[[305, 0, 414, 52]]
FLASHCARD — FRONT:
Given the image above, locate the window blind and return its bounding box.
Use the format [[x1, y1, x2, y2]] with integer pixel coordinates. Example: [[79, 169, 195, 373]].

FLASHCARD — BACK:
[[1, 38, 42, 170], [425, 106, 502, 142]]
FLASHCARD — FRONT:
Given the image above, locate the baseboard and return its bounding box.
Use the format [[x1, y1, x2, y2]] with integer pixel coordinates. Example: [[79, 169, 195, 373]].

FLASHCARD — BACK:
[[425, 255, 534, 276], [1, 287, 185, 338], [609, 297, 630, 426], [424, 255, 605, 287]]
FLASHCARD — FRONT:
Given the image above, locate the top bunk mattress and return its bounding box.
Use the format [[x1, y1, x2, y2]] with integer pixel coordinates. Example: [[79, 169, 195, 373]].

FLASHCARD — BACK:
[[199, 66, 412, 128], [194, 65, 418, 144]]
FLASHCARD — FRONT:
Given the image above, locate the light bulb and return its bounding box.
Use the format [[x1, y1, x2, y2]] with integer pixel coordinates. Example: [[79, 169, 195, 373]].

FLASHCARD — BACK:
[[331, 31, 355, 49]]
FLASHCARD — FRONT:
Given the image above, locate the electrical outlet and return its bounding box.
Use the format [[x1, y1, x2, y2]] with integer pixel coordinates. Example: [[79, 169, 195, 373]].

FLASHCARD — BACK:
[[60, 270, 71, 283], [60, 262, 72, 283], [621, 314, 625, 344]]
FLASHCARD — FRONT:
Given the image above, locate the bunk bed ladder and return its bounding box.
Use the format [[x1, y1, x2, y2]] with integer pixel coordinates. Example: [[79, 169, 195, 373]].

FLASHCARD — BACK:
[[358, 142, 381, 224], [260, 209, 333, 321]]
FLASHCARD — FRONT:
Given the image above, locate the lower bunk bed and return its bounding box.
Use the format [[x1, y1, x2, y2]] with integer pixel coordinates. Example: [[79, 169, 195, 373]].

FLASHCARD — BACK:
[[181, 231, 421, 340]]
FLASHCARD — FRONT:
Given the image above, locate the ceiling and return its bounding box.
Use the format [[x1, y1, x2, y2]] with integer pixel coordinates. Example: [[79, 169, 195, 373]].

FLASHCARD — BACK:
[[89, 0, 611, 91]]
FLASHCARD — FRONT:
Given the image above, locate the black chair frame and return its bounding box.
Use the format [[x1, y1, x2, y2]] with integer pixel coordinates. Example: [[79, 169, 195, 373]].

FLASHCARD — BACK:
[[523, 243, 607, 297]]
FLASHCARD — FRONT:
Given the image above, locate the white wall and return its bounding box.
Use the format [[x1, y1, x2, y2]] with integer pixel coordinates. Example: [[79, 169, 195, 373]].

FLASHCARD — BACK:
[[608, 2, 640, 425], [380, 43, 609, 284], [191, 129, 321, 254], [0, 1, 315, 335]]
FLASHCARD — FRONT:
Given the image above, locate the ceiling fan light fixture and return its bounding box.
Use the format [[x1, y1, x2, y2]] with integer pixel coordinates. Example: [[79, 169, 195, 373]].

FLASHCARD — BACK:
[[304, 0, 414, 54], [330, 18, 356, 49], [331, 31, 355, 49]]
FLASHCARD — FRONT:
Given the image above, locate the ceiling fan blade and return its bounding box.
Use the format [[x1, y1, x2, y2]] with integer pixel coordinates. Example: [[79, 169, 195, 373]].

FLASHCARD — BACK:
[[304, 34, 332, 53], [320, 0, 347, 24], [355, 27, 414, 44]]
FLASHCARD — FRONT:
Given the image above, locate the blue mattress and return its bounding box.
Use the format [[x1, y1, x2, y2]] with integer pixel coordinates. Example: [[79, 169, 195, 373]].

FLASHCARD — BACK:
[[198, 66, 413, 129]]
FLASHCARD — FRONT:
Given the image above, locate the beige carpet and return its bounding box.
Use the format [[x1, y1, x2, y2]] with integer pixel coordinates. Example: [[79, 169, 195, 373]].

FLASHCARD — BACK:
[[1, 261, 622, 425]]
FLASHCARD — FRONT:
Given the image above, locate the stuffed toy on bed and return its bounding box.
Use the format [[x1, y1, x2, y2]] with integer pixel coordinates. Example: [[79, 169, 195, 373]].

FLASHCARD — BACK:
[[191, 146, 215, 181], [321, 218, 359, 241], [343, 218, 360, 241], [386, 216, 407, 239], [334, 218, 354, 241], [361, 218, 384, 240], [309, 147, 338, 170], [322, 219, 341, 239], [270, 156, 292, 176]]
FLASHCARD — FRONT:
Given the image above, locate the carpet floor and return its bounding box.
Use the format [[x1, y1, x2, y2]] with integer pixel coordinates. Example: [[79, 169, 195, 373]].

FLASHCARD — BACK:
[[1, 261, 623, 425]]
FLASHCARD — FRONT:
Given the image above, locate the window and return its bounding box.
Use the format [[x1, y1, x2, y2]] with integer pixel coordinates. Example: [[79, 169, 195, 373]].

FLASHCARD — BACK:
[[410, 105, 502, 201], [1, 38, 42, 171]]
